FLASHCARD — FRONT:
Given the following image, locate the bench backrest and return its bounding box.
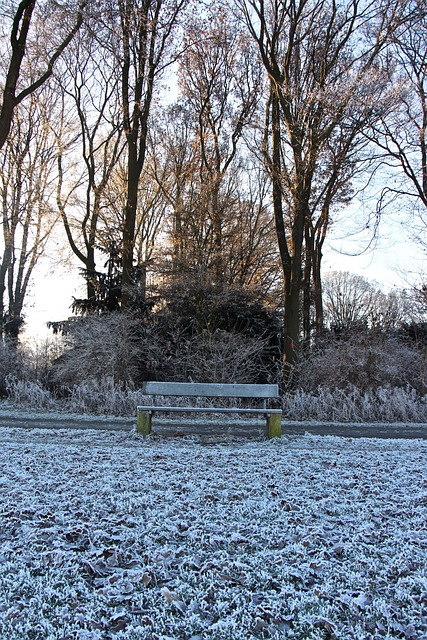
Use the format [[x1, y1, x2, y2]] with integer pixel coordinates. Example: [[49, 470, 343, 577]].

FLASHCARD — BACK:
[[142, 381, 279, 398]]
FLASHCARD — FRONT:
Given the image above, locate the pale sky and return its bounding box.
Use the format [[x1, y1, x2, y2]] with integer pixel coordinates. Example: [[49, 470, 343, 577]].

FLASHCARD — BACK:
[[323, 224, 426, 291]]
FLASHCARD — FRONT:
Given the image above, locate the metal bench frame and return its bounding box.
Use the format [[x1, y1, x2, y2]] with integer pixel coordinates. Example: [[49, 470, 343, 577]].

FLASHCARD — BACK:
[[137, 382, 282, 438]]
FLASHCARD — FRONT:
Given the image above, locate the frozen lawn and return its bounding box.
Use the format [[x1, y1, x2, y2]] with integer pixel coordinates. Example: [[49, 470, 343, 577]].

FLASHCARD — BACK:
[[0, 428, 426, 640]]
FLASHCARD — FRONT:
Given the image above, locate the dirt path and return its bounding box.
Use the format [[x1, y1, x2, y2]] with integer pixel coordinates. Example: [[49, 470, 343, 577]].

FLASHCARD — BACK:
[[0, 405, 426, 439]]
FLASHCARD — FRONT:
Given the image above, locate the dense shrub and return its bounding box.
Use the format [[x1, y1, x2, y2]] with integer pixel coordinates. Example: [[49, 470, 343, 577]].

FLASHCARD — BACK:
[[167, 330, 275, 384], [46, 284, 282, 387], [145, 284, 282, 383], [0, 339, 26, 396], [297, 329, 427, 393], [48, 313, 145, 388], [5, 300, 427, 423], [158, 282, 280, 336]]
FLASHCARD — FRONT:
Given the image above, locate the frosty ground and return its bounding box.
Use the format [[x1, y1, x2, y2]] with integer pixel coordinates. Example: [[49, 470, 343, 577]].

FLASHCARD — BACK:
[[0, 426, 426, 640]]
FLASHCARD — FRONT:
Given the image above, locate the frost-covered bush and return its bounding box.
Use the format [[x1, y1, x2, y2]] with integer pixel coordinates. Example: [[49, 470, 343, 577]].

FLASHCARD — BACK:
[[24, 335, 65, 384], [0, 335, 63, 398], [48, 313, 146, 387], [0, 339, 29, 396], [297, 329, 427, 393], [5, 375, 56, 409], [6, 372, 427, 421], [66, 378, 148, 416], [284, 385, 427, 422], [170, 330, 275, 384], [4, 374, 149, 415]]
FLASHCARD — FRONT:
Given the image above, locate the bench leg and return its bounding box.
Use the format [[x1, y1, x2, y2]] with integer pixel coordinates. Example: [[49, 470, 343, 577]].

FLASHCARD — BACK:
[[137, 409, 152, 435], [266, 413, 281, 438]]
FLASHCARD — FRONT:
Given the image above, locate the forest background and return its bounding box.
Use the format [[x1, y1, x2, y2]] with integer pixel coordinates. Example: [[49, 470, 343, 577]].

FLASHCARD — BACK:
[[2, 0, 427, 421]]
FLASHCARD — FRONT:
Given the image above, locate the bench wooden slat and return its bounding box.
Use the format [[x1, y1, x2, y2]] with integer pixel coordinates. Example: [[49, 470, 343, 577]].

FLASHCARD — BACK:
[[137, 405, 282, 414], [141, 381, 279, 398]]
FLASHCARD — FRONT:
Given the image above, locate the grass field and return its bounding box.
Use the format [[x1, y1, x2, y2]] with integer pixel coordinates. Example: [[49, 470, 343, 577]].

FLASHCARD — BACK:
[[0, 427, 426, 639]]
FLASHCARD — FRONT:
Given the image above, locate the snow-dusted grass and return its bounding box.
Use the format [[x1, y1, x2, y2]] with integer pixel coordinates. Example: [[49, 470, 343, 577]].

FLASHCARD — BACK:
[[284, 386, 427, 423], [0, 428, 426, 639]]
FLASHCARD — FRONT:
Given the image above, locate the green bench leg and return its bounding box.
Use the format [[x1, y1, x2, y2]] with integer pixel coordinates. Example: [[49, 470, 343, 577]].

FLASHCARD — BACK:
[[266, 413, 281, 438], [137, 409, 152, 435]]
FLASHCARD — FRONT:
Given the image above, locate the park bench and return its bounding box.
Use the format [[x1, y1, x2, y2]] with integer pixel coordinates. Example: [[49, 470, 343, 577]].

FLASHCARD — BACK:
[[137, 381, 282, 438]]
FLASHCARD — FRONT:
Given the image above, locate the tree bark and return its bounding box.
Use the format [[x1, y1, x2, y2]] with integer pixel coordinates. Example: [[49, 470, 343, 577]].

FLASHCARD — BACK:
[[269, 85, 303, 371]]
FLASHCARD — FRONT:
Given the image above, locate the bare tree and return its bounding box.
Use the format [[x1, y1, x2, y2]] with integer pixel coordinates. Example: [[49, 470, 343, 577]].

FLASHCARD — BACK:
[[148, 7, 278, 299], [303, 123, 381, 338], [52, 0, 185, 312], [369, 3, 427, 231], [176, 6, 262, 288], [222, 164, 281, 296], [322, 271, 385, 331], [0, 0, 85, 150], [151, 101, 281, 299], [0, 88, 58, 337], [113, 0, 189, 309], [99, 150, 170, 302], [54, 27, 124, 309], [236, 0, 409, 372]]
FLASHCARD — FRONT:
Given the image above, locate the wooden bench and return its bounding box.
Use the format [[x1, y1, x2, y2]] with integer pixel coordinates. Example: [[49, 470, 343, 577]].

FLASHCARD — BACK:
[[137, 382, 282, 438]]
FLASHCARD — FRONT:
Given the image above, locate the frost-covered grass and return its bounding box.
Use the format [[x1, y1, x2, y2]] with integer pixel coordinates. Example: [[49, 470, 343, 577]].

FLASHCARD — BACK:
[[0, 428, 426, 639], [284, 386, 427, 423]]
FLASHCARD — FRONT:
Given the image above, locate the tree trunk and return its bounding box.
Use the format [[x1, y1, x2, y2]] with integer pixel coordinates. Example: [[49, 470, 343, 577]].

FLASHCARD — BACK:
[[312, 241, 324, 335], [269, 86, 303, 373], [121, 135, 140, 308], [284, 199, 305, 370], [303, 225, 313, 342]]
